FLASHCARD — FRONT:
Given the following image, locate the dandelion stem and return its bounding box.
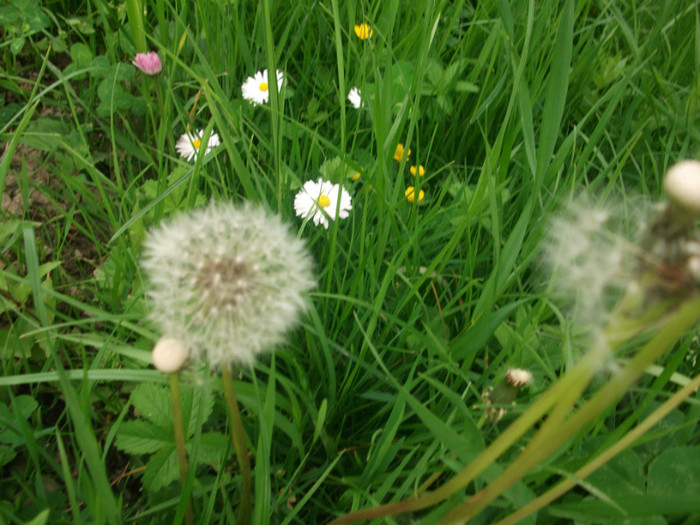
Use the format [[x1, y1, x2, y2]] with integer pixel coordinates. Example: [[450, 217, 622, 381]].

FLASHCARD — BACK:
[[440, 294, 700, 524], [222, 365, 252, 525], [494, 369, 700, 525], [168, 372, 193, 525]]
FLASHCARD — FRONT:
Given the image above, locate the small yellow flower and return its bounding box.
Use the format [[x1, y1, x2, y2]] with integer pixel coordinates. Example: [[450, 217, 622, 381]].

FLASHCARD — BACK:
[[405, 186, 424, 203], [410, 165, 426, 177], [351, 171, 361, 181], [354, 23, 373, 40], [394, 143, 411, 163]]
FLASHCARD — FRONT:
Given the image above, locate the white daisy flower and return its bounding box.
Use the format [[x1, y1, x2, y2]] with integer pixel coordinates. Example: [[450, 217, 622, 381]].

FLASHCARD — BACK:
[[175, 129, 220, 161], [142, 202, 316, 367], [241, 69, 284, 105], [347, 87, 363, 109], [294, 178, 352, 229]]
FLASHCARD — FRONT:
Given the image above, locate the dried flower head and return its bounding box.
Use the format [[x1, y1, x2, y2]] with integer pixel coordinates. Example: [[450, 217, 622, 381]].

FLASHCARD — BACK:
[[505, 368, 533, 387], [142, 202, 316, 367], [479, 368, 533, 423]]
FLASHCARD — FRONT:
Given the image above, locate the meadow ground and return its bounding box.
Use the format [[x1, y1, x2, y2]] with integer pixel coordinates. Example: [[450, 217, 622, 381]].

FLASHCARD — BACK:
[[1, 1, 700, 524]]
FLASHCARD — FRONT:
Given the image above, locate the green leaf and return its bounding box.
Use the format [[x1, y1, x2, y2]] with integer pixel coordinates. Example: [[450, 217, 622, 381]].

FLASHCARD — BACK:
[[25, 509, 50, 525], [181, 383, 215, 438], [70, 42, 92, 69], [142, 445, 179, 492], [189, 432, 228, 469], [647, 446, 700, 497], [130, 382, 172, 429], [115, 420, 171, 454], [586, 449, 645, 497]]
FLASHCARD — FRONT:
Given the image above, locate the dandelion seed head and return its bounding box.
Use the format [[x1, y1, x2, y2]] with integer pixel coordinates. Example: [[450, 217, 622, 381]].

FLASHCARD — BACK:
[[541, 195, 648, 327], [142, 202, 316, 367]]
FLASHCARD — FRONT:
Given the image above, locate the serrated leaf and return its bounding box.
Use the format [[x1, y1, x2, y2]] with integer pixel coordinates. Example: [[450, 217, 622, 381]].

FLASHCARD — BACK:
[[188, 432, 229, 469], [181, 384, 215, 438], [142, 445, 179, 492], [131, 382, 172, 428], [115, 420, 172, 454]]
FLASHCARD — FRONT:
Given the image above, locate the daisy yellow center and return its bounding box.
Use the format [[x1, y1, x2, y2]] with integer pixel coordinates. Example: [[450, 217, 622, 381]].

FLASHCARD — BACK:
[[192, 139, 201, 149], [259, 82, 269, 92], [318, 194, 331, 207]]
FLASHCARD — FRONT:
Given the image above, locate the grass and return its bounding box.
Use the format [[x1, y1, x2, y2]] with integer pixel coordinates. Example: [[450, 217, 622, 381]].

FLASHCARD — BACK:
[[1, 0, 700, 524]]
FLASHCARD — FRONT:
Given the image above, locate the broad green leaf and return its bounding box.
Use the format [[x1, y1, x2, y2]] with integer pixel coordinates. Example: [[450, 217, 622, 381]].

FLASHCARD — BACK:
[[130, 382, 172, 429], [142, 445, 179, 492], [647, 446, 700, 496], [25, 509, 50, 525], [115, 420, 171, 454], [586, 449, 645, 497]]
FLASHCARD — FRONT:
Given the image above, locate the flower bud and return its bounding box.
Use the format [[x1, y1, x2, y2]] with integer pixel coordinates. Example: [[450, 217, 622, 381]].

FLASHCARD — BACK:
[[664, 160, 700, 214], [152, 337, 187, 373]]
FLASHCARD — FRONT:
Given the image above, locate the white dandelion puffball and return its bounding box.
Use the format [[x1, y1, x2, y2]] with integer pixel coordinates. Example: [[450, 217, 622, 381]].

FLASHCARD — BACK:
[[175, 129, 220, 161], [347, 87, 363, 109], [242, 69, 284, 105], [294, 178, 352, 229], [141, 202, 316, 367]]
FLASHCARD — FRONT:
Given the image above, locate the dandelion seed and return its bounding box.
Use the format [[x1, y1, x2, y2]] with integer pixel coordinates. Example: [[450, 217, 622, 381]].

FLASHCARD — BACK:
[[410, 165, 426, 177], [132, 51, 162, 75], [405, 186, 424, 203], [141, 202, 315, 367], [294, 178, 352, 229], [175, 129, 221, 162], [394, 143, 411, 163], [347, 87, 363, 109], [354, 23, 373, 40], [541, 197, 632, 326], [242, 69, 284, 105]]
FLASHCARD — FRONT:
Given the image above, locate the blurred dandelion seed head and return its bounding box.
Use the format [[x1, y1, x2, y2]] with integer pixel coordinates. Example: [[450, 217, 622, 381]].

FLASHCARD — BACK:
[[541, 196, 649, 326], [142, 202, 316, 367]]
